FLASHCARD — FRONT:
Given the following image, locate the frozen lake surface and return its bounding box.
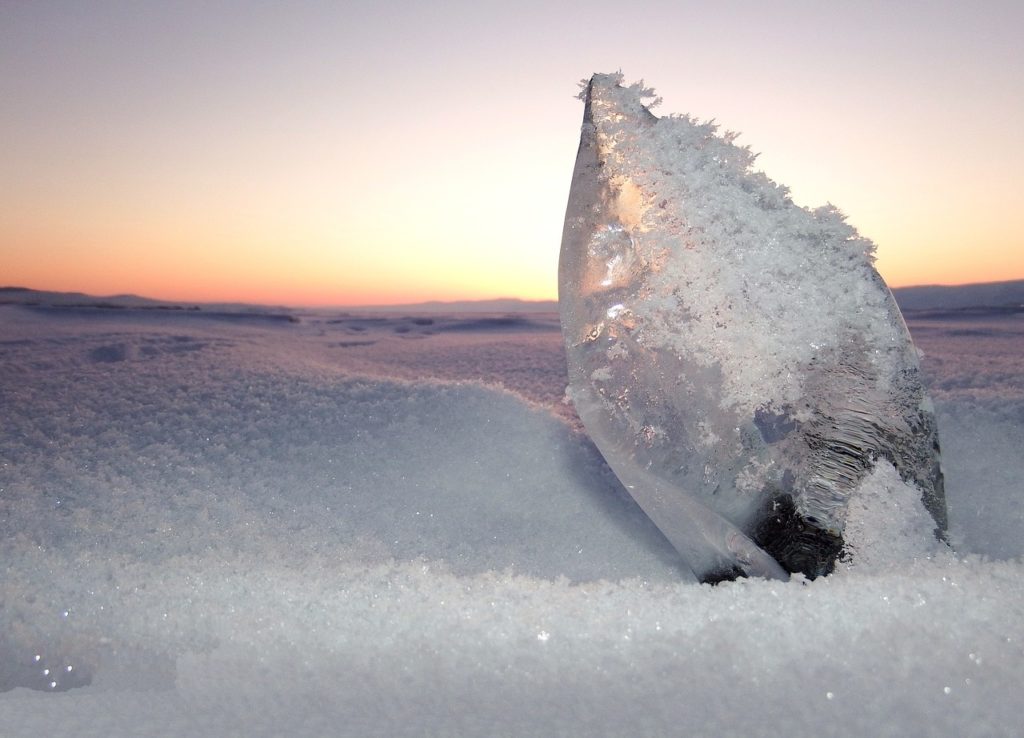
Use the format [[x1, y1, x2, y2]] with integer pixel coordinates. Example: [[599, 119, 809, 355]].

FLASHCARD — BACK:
[[1, 303, 1022, 736]]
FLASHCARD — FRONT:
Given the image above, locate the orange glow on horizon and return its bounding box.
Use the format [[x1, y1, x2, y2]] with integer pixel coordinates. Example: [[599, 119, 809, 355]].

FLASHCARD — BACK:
[[3, 253, 559, 308], [4, 177, 1021, 306], [9, 229, 1023, 309]]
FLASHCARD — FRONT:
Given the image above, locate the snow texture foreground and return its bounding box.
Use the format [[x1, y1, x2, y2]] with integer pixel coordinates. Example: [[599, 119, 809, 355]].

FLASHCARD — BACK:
[[559, 73, 944, 583], [0, 303, 1022, 737]]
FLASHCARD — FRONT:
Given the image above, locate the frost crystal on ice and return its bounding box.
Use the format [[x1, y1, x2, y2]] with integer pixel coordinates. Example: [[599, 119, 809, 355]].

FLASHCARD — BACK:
[[558, 72, 946, 583]]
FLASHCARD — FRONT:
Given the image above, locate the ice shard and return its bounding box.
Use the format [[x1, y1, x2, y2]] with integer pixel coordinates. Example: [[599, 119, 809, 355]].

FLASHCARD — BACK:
[[559, 73, 946, 583]]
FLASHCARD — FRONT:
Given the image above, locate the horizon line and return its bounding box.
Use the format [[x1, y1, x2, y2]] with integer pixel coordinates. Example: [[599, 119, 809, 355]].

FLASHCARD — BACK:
[[4, 276, 1024, 311]]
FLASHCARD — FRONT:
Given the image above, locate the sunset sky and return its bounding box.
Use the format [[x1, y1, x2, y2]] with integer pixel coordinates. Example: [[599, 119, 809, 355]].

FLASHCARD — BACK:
[[2, 1, 1021, 307]]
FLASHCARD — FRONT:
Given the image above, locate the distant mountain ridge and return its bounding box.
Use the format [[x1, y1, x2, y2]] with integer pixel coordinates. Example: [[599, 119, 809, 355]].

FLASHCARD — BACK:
[[0, 288, 557, 314], [3, 280, 1023, 314], [889, 279, 1024, 311], [0, 286, 168, 307], [0, 287, 287, 314]]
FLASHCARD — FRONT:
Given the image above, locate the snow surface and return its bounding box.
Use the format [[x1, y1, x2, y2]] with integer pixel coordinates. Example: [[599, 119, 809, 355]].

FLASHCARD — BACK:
[[1, 304, 1022, 736]]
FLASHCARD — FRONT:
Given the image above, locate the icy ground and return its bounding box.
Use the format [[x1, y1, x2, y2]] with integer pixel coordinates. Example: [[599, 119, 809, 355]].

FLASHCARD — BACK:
[[1, 303, 1022, 736]]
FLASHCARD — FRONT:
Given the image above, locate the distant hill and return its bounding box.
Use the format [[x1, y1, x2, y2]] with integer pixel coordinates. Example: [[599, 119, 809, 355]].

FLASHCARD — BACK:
[[0, 287, 290, 314], [0, 288, 556, 315], [891, 280, 1024, 311], [0, 286, 169, 308]]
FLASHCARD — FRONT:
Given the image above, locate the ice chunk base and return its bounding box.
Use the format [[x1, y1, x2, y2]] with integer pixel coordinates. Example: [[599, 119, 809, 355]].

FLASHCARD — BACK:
[[558, 73, 946, 583]]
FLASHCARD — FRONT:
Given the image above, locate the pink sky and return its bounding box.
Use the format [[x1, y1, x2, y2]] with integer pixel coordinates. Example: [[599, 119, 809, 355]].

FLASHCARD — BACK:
[[2, 1, 1021, 306]]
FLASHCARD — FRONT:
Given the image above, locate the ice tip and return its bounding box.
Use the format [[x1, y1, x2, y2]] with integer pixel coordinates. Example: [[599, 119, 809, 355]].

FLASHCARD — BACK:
[[575, 71, 620, 101], [575, 71, 662, 110]]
